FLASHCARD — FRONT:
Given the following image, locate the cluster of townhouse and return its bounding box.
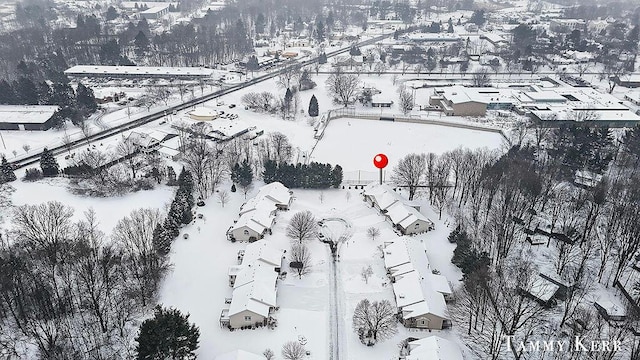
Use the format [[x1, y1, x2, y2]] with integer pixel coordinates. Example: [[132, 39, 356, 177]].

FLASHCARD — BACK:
[[383, 236, 453, 330], [219, 240, 285, 330], [227, 182, 293, 242], [363, 183, 435, 235]]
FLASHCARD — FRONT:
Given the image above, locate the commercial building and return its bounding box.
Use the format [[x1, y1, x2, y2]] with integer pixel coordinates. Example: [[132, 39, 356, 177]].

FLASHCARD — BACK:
[[0, 105, 59, 131], [64, 65, 214, 80]]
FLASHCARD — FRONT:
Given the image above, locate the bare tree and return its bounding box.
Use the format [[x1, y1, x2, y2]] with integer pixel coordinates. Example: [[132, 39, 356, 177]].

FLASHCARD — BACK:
[[79, 121, 93, 145], [112, 208, 165, 307], [361, 265, 373, 284], [286, 211, 318, 243], [278, 62, 301, 89], [367, 226, 380, 241], [290, 243, 312, 278], [263, 349, 275, 360], [397, 85, 414, 115], [217, 190, 229, 207], [258, 132, 293, 164], [392, 153, 427, 200], [318, 191, 325, 204], [472, 68, 491, 87], [326, 67, 360, 107], [116, 137, 141, 179], [151, 86, 171, 106], [281, 341, 306, 360], [183, 136, 227, 199], [61, 132, 73, 155], [352, 299, 397, 345]]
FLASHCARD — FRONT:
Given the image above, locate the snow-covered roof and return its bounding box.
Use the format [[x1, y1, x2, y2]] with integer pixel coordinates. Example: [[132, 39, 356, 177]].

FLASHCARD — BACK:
[[228, 279, 276, 317], [428, 274, 453, 296], [407, 336, 464, 360], [214, 350, 266, 360], [239, 197, 277, 216], [256, 182, 291, 207], [439, 86, 488, 104], [140, 4, 170, 14], [383, 237, 431, 274], [371, 94, 393, 104], [0, 105, 59, 124], [525, 277, 559, 302], [595, 299, 626, 317], [232, 208, 275, 234], [394, 270, 448, 319], [233, 260, 279, 289], [386, 202, 432, 230], [242, 240, 284, 268], [64, 65, 214, 77]]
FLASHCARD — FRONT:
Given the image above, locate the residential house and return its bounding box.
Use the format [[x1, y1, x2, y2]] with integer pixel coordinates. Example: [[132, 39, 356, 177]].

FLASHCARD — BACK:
[[403, 336, 464, 360], [228, 182, 292, 241], [371, 94, 394, 108], [383, 237, 453, 330], [519, 275, 560, 307], [363, 183, 435, 235], [214, 350, 266, 360], [595, 299, 627, 321], [229, 208, 275, 242]]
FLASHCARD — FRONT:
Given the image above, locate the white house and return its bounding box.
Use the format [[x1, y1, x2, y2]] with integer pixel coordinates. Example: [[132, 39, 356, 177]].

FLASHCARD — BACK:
[[394, 271, 450, 330], [229, 208, 275, 242], [363, 183, 434, 235], [214, 350, 266, 360], [405, 336, 464, 360], [383, 237, 452, 330], [225, 278, 277, 328]]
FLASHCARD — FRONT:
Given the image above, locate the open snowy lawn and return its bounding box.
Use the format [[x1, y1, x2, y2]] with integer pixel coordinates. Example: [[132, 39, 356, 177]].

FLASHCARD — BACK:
[[310, 117, 506, 173], [5, 177, 174, 233]]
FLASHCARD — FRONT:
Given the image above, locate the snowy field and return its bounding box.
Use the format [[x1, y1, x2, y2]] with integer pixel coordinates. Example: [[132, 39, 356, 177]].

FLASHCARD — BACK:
[[310, 117, 506, 173]]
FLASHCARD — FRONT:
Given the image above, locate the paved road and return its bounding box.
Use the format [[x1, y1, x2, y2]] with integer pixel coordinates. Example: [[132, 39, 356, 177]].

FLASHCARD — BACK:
[[9, 33, 394, 170]]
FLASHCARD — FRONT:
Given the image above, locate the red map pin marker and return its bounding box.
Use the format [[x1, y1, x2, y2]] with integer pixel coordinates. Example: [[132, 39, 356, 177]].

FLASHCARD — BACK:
[[373, 153, 388, 169]]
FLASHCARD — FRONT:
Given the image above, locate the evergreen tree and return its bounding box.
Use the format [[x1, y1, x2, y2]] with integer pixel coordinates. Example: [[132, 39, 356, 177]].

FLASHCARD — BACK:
[[135, 306, 200, 360], [283, 88, 293, 117], [318, 52, 327, 64], [134, 31, 150, 54], [0, 157, 17, 184], [231, 183, 236, 192], [308, 94, 319, 117], [231, 163, 242, 185], [76, 82, 97, 114], [36, 81, 52, 105], [105, 5, 118, 21], [238, 159, 253, 189], [152, 224, 172, 256], [14, 77, 38, 105], [39, 148, 59, 176], [167, 166, 176, 185], [263, 160, 278, 183], [0, 80, 16, 104], [331, 164, 343, 188]]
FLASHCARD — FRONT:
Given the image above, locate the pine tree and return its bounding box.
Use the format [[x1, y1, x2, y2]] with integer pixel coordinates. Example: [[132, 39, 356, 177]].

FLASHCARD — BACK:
[[135, 306, 200, 360], [263, 160, 278, 183], [239, 159, 253, 189], [231, 163, 242, 184], [331, 164, 343, 188], [76, 82, 97, 114], [0, 80, 16, 104], [318, 52, 327, 64], [40, 148, 59, 176], [0, 157, 16, 184], [231, 183, 236, 192], [167, 166, 176, 185], [152, 224, 171, 256], [283, 88, 293, 117], [308, 94, 319, 117]]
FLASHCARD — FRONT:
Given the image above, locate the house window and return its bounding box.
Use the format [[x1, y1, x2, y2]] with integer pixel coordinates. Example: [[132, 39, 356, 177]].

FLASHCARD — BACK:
[[420, 320, 426, 325], [414, 224, 420, 228], [243, 230, 249, 235], [244, 316, 251, 321]]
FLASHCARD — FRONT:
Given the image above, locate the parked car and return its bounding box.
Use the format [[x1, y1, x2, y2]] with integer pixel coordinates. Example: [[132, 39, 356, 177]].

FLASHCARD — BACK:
[[183, 233, 189, 239], [197, 200, 205, 206], [229, 104, 236, 108]]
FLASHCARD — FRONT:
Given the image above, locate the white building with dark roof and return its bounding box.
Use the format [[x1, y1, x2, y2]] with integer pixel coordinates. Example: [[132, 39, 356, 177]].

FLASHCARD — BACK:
[[64, 65, 214, 80], [0, 105, 59, 131]]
